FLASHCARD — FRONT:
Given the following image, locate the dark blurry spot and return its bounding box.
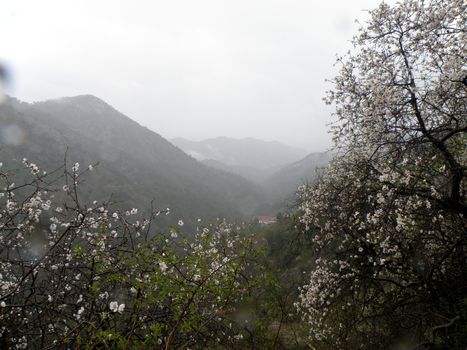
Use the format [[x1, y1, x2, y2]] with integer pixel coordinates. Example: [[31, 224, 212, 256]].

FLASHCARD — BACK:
[[0, 65, 7, 82], [0, 62, 11, 105], [25, 229, 48, 260]]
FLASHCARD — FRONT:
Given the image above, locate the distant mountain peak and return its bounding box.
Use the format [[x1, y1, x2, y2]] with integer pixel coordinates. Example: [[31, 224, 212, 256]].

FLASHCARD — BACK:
[[173, 136, 304, 150], [196, 136, 294, 147], [55, 94, 103, 102], [171, 137, 308, 170], [45, 94, 110, 108]]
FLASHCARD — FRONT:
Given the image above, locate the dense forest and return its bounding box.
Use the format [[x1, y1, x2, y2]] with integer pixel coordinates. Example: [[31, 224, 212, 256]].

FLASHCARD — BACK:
[[0, 0, 465, 349]]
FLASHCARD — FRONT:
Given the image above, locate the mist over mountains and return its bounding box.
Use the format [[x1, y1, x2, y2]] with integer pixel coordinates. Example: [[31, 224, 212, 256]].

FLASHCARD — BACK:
[[0, 95, 331, 225], [172, 136, 333, 208], [0, 95, 265, 225], [171, 137, 308, 170]]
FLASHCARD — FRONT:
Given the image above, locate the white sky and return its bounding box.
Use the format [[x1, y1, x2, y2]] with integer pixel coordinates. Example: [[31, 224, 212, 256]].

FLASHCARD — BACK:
[[1, 0, 393, 151]]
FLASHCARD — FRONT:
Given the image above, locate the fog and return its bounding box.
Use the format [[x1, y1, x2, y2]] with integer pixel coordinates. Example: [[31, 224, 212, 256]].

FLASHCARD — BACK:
[[1, 0, 394, 151]]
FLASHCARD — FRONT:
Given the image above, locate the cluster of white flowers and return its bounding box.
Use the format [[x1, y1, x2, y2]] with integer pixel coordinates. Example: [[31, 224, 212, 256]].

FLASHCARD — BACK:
[[22, 158, 40, 175], [71, 162, 79, 173], [109, 301, 125, 313]]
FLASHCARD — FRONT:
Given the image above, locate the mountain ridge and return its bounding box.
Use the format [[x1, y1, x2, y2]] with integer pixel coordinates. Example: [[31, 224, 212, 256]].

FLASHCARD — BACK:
[[171, 136, 308, 170], [0, 95, 267, 226]]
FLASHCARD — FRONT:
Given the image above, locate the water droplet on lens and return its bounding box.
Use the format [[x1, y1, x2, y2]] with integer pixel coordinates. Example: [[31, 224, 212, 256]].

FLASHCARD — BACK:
[[0, 124, 26, 146]]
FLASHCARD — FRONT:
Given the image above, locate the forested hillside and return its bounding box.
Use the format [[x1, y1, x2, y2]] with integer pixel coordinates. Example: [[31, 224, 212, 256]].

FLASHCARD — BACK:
[[262, 151, 333, 205], [0, 96, 269, 226]]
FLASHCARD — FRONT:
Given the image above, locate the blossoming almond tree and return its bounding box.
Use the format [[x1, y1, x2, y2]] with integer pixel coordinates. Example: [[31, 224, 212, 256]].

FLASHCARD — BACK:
[[0, 158, 265, 349], [297, 0, 466, 349]]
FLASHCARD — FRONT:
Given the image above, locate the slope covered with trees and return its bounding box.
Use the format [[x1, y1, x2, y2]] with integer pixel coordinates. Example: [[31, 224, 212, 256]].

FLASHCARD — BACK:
[[263, 151, 333, 204], [0, 96, 266, 226]]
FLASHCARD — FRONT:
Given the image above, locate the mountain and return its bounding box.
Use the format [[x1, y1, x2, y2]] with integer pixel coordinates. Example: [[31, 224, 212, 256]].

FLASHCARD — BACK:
[[264, 151, 333, 205], [0, 95, 266, 227], [170, 136, 332, 214], [171, 137, 308, 171]]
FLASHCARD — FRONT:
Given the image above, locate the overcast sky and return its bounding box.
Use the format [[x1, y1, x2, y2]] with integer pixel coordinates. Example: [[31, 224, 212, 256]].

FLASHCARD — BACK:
[[1, 0, 392, 151]]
